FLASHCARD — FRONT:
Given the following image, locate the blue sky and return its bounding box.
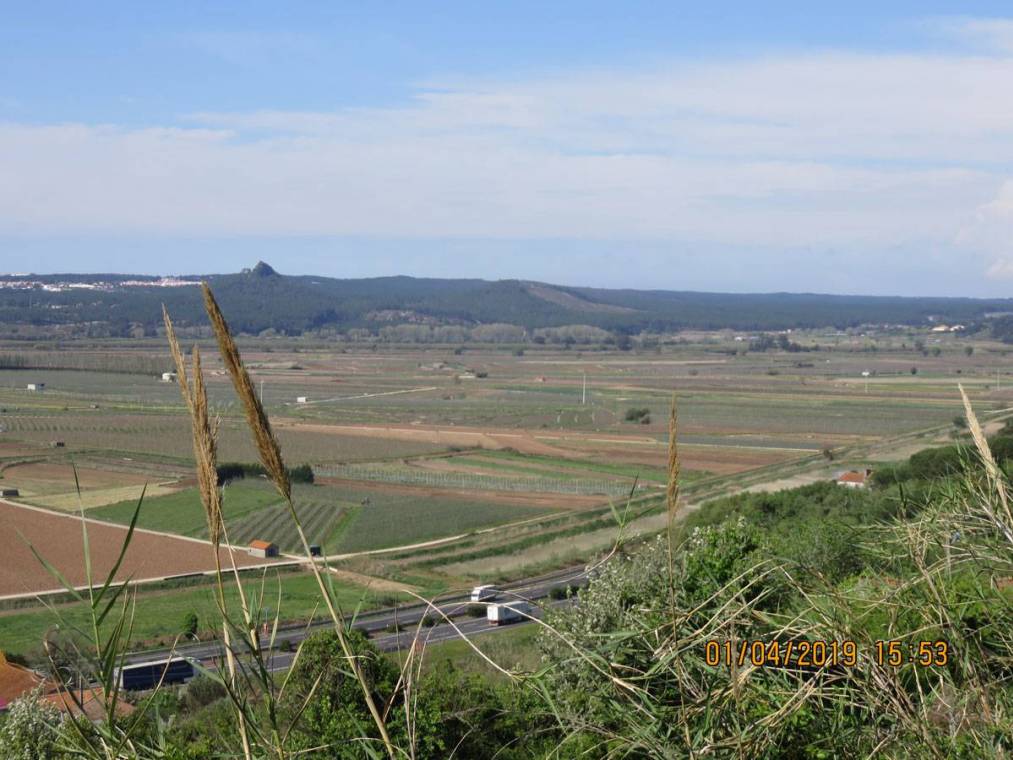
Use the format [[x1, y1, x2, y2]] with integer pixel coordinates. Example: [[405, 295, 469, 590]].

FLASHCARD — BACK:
[[4, 2, 1013, 295]]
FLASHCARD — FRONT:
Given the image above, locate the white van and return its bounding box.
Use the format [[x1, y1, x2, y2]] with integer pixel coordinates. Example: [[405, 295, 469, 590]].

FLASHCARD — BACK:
[[470, 585, 499, 603]]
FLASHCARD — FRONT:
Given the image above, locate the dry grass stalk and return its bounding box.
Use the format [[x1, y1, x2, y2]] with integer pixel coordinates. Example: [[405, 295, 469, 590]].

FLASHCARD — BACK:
[[162, 307, 223, 547], [959, 384, 1013, 545], [201, 283, 396, 757], [666, 393, 680, 518], [666, 394, 680, 611], [202, 282, 291, 501], [163, 304, 251, 759]]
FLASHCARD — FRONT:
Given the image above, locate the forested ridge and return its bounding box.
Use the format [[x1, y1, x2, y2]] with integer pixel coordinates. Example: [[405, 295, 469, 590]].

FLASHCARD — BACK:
[[2, 262, 1012, 335]]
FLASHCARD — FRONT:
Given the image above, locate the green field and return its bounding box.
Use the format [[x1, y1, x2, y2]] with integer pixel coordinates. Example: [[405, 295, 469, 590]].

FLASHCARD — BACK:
[[330, 487, 556, 553], [91, 480, 282, 536], [0, 570, 385, 657], [463, 449, 672, 482], [90, 480, 557, 556]]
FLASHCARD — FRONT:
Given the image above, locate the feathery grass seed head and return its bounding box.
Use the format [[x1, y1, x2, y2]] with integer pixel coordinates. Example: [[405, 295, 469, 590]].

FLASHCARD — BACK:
[[202, 283, 291, 501], [163, 306, 223, 547]]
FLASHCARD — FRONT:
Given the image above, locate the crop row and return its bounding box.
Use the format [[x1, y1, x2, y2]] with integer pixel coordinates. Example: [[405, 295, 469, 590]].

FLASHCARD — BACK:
[[227, 499, 346, 552]]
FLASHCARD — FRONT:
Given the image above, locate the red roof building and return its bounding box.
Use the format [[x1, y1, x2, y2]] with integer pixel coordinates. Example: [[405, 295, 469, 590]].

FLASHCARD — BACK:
[[249, 539, 278, 558], [836, 469, 873, 488]]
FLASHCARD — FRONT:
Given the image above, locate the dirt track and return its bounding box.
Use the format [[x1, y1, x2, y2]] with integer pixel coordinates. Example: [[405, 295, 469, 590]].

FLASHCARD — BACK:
[[0, 499, 276, 597]]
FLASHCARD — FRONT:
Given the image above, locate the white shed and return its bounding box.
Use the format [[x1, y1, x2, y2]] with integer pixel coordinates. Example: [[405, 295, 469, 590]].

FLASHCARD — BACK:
[[26, 383, 45, 392], [161, 372, 177, 383], [296, 396, 308, 404]]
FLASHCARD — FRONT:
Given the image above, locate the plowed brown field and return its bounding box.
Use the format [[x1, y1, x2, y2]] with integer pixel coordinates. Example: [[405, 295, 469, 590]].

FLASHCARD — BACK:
[[0, 500, 276, 597]]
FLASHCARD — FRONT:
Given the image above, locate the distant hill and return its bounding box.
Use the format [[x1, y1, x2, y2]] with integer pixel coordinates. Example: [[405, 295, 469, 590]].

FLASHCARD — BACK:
[[0, 262, 1009, 337]]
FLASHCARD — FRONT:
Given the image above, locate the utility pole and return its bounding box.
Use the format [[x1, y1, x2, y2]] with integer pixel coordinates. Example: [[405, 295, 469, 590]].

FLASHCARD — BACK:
[[581, 372, 587, 406], [260, 379, 265, 404]]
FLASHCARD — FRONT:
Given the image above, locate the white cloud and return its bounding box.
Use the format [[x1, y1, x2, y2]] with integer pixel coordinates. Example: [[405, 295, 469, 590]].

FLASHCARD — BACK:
[[4, 38, 1013, 270], [986, 258, 1013, 280], [932, 16, 1013, 53]]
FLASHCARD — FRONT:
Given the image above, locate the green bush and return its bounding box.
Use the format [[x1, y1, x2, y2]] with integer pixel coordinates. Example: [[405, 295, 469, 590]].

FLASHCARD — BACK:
[[624, 407, 650, 422], [216, 462, 314, 485]]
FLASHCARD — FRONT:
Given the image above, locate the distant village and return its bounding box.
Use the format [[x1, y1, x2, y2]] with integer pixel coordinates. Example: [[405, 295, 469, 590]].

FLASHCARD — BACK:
[[0, 276, 200, 292]]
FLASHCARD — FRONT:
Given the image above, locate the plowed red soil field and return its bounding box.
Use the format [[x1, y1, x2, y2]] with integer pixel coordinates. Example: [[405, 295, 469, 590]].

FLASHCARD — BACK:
[[0, 500, 277, 597]]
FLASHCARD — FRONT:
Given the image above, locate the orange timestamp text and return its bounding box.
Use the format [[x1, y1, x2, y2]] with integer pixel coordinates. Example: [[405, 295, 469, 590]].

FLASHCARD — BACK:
[[703, 639, 950, 668]]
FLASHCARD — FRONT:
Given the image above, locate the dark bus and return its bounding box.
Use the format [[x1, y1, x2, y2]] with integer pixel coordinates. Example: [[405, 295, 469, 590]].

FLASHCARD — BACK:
[[117, 657, 196, 691]]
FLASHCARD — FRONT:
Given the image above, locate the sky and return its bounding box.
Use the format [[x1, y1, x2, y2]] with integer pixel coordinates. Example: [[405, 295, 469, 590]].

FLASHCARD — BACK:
[[4, 2, 1013, 296]]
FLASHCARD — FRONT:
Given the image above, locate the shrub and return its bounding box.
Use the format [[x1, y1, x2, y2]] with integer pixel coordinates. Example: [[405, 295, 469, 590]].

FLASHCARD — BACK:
[[181, 611, 198, 638], [182, 676, 227, 714], [0, 688, 63, 759], [216, 462, 314, 485], [624, 407, 650, 422]]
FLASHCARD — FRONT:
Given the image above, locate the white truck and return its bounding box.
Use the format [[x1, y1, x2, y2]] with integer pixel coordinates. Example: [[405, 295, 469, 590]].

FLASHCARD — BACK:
[[470, 585, 499, 603], [486, 601, 533, 625]]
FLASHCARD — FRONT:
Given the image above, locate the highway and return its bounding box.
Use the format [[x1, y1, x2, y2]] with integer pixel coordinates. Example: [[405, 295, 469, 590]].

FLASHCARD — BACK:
[[123, 565, 589, 672]]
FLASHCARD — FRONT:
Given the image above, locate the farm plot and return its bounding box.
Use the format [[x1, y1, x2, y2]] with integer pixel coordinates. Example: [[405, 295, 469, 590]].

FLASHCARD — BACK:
[[0, 410, 452, 463], [92, 481, 282, 537], [0, 460, 181, 509], [317, 462, 635, 497], [0, 500, 276, 597], [443, 450, 672, 483], [225, 494, 348, 553], [319, 484, 560, 554]]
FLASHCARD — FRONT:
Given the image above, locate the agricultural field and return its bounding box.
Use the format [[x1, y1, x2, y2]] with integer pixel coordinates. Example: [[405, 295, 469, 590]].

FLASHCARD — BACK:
[[0, 500, 278, 598], [0, 568, 390, 655], [91, 480, 283, 536], [93, 480, 558, 556], [0, 330, 1009, 657]]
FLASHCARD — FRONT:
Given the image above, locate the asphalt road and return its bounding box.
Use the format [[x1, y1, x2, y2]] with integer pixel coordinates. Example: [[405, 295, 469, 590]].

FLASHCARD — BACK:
[[124, 565, 588, 671]]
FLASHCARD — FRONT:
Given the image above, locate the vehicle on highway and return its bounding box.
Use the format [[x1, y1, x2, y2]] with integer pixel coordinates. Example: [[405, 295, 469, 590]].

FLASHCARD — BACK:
[[116, 656, 197, 691], [487, 601, 532, 625], [470, 584, 499, 603]]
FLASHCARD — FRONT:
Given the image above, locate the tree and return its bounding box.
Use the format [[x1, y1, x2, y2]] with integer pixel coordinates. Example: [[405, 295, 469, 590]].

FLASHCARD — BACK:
[[911, 366, 918, 375], [964, 345, 974, 356], [282, 629, 400, 757], [0, 688, 63, 760]]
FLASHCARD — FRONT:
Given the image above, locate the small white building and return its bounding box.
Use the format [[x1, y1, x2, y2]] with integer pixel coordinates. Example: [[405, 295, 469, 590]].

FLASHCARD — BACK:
[[836, 469, 872, 489], [26, 383, 44, 392], [161, 372, 177, 383], [248, 540, 278, 559], [296, 396, 308, 404]]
